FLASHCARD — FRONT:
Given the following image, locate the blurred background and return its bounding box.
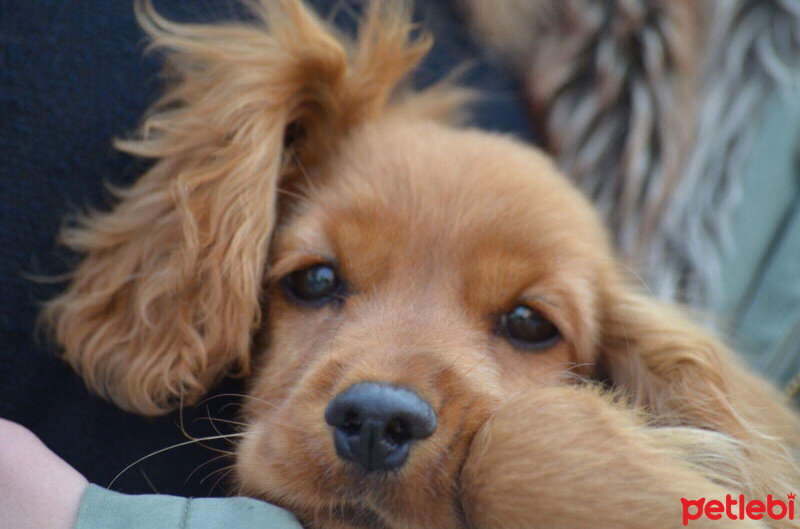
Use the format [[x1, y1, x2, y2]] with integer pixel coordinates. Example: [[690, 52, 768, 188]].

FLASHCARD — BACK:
[[458, 0, 800, 389], [1, 0, 799, 498]]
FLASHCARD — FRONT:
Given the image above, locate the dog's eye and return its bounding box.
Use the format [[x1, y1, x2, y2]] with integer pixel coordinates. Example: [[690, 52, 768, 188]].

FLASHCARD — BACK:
[[282, 264, 343, 305], [498, 305, 560, 351]]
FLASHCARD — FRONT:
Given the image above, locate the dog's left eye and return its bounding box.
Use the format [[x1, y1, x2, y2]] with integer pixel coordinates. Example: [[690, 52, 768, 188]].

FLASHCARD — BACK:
[[498, 305, 561, 351], [282, 264, 343, 306]]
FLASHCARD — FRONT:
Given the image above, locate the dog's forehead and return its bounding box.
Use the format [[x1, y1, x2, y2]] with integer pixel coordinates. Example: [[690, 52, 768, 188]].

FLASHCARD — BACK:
[[287, 118, 609, 260], [274, 116, 606, 292]]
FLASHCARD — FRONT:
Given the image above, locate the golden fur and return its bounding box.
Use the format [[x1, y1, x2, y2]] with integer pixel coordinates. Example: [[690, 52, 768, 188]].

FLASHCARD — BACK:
[[43, 1, 800, 528]]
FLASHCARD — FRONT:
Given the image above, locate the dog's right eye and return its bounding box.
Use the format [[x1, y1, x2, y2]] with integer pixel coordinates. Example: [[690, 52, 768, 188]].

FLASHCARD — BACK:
[[497, 304, 561, 351], [281, 264, 343, 306]]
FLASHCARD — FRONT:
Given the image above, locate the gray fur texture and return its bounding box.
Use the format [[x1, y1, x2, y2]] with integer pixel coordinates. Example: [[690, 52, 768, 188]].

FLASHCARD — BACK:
[[460, 0, 800, 308]]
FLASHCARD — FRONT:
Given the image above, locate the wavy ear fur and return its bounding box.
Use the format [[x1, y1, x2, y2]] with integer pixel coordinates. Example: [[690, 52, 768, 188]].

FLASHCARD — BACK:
[[43, 0, 464, 415], [600, 275, 800, 498]]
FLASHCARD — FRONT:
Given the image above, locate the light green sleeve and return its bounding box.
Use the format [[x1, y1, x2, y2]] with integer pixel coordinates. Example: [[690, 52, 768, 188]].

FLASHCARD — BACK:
[[75, 484, 303, 529]]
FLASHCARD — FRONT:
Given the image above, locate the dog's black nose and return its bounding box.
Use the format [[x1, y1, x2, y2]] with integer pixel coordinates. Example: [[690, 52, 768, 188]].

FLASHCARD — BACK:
[[324, 382, 436, 472]]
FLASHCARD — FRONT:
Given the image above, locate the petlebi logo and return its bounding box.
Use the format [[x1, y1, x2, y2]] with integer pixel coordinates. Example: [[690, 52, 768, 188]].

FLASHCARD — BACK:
[[681, 493, 796, 525]]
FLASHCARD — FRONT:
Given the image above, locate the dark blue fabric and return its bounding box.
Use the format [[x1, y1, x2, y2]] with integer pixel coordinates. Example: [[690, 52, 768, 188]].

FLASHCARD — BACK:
[[0, 0, 534, 497]]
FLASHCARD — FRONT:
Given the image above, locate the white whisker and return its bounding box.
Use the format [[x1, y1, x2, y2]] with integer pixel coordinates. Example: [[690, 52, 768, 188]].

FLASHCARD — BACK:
[[107, 433, 247, 489]]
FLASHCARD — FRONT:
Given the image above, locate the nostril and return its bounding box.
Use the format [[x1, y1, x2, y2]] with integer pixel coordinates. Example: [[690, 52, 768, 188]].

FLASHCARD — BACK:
[[385, 418, 410, 445], [342, 409, 361, 435]]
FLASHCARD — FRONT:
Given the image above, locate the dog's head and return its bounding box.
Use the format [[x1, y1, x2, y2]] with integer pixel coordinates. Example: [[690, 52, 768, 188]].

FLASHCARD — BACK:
[[233, 115, 613, 527], [44, 1, 792, 528]]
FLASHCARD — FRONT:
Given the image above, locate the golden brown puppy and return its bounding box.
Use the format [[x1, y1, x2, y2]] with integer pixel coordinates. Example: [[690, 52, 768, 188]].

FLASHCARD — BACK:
[[43, 1, 800, 528]]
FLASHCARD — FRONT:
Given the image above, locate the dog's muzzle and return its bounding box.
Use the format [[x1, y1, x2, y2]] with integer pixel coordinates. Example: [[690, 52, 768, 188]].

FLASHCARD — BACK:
[[324, 382, 436, 472]]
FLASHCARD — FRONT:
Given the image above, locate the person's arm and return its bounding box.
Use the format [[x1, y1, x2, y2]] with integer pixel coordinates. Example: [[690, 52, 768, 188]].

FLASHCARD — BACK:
[[0, 418, 87, 529], [0, 419, 302, 529]]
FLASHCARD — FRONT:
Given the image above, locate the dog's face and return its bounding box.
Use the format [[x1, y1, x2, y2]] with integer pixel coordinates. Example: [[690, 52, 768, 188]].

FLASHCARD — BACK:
[[45, 2, 798, 529], [235, 118, 609, 528]]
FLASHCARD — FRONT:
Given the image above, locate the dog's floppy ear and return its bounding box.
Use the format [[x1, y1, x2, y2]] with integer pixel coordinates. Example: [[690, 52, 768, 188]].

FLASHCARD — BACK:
[[43, 0, 456, 415], [599, 275, 800, 495]]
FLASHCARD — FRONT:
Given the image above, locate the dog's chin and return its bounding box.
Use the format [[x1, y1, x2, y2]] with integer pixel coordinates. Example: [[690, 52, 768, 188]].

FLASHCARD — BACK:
[[235, 418, 468, 529]]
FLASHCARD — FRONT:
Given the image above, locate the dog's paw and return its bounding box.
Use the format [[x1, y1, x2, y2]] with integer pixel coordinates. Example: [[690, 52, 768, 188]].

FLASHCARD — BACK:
[[459, 386, 765, 529]]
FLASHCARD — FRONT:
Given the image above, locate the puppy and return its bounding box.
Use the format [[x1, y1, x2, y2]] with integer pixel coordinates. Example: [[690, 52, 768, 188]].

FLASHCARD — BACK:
[[43, 1, 800, 528]]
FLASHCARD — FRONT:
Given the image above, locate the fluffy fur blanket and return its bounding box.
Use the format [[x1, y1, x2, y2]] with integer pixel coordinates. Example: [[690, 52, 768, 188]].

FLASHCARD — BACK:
[[459, 0, 800, 307]]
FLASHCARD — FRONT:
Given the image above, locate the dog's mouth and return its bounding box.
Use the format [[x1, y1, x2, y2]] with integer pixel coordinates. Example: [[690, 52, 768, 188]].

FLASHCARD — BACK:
[[286, 471, 465, 529], [319, 504, 392, 529], [235, 383, 478, 529], [244, 448, 462, 529]]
